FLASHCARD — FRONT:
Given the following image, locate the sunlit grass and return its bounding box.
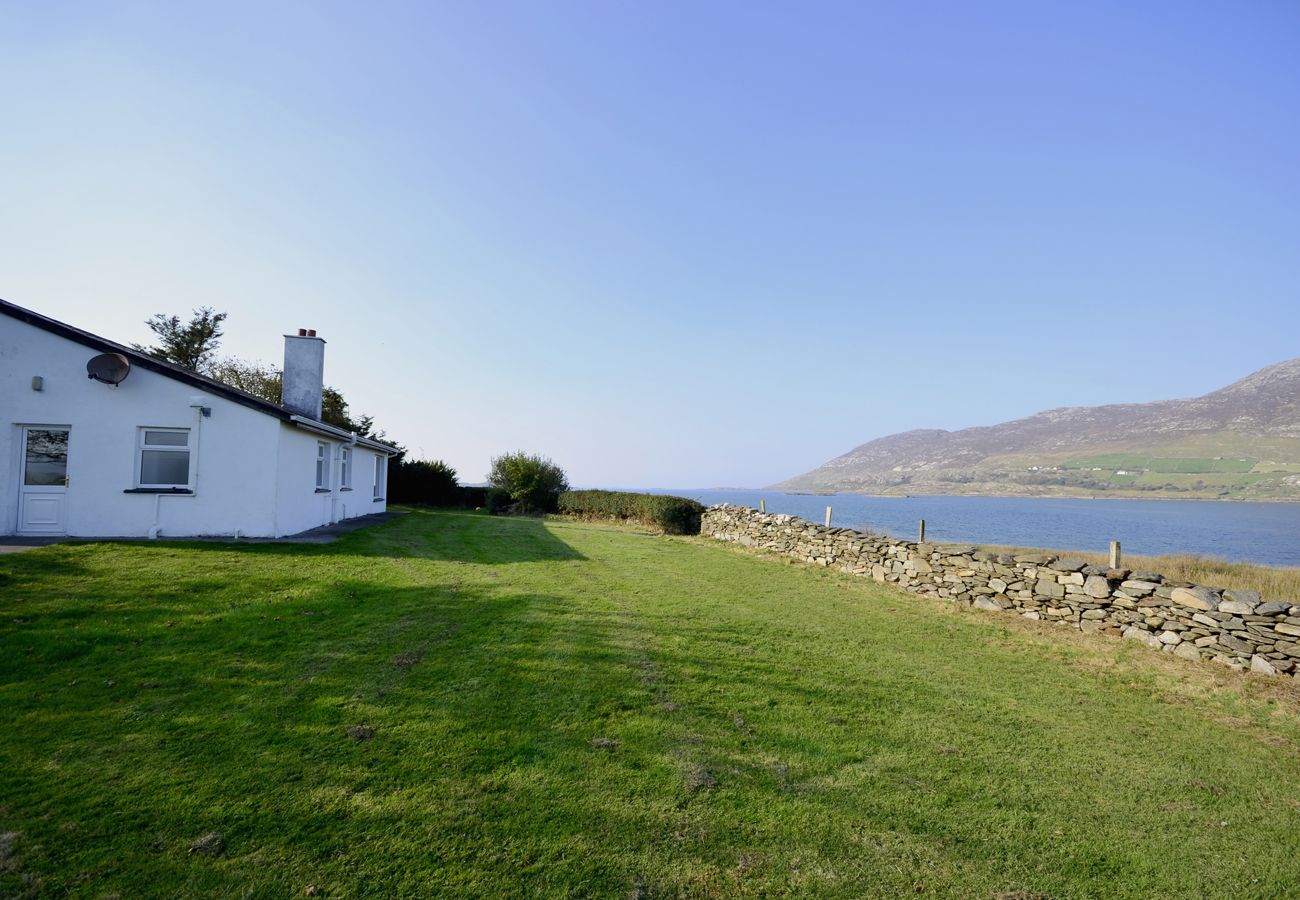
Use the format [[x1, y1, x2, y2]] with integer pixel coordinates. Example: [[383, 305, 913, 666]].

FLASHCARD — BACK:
[[1, 509, 1298, 897]]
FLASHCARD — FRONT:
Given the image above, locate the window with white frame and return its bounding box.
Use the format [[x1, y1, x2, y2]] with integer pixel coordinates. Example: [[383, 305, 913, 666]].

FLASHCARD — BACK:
[[340, 446, 352, 489], [373, 455, 386, 499], [315, 441, 330, 490], [137, 428, 192, 489]]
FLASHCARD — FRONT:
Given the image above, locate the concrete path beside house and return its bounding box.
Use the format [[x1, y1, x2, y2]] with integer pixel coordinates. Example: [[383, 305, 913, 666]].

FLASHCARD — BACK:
[[0, 537, 66, 554]]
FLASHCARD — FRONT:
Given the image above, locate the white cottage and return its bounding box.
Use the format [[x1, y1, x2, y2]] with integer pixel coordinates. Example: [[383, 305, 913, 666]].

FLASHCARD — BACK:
[[1, 299, 399, 538]]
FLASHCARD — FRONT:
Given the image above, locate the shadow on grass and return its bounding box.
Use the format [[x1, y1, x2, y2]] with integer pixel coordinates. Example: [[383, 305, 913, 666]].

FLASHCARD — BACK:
[[0, 567, 669, 894], [350, 508, 587, 564], [0, 507, 585, 571]]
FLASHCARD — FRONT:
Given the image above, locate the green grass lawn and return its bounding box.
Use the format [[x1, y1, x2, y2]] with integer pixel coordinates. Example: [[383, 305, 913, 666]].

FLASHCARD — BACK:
[[3, 510, 1300, 898]]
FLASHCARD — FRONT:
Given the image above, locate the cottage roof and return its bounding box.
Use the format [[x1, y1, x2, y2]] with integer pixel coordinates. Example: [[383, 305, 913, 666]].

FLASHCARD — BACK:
[[1, 298, 399, 455]]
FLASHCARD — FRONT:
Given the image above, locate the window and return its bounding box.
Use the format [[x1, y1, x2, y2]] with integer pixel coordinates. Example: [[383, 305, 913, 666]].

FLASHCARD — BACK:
[[137, 428, 191, 488], [373, 455, 386, 500], [340, 446, 352, 489], [315, 442, 330, 490], [24, 429, 69, 486]]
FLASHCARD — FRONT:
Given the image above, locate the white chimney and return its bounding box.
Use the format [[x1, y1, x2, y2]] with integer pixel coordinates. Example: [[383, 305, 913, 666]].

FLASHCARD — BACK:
[[283, 328, 325, 419]]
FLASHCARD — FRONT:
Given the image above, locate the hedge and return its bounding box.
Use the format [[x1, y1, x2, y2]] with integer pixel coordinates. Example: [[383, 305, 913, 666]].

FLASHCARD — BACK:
[[557, 490, 704, 535], [389, 458, 489, 509], [389, 458, 459, 506]]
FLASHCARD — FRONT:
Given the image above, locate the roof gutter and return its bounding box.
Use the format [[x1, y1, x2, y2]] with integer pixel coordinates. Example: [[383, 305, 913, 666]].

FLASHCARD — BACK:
[[1, 297, 293, 422], [2, 298, 403, 457], [288, 415, 399, 455]]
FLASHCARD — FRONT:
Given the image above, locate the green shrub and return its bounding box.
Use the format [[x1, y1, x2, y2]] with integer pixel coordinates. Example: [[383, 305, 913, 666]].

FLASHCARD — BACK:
[[557, 490, 704, 535], [487, 452, 569, 513]]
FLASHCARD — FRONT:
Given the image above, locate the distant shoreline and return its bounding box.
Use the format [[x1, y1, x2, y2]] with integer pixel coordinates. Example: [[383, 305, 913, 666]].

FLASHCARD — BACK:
[[843, 490, 1300, 504], [682, 488, 1300, 505]]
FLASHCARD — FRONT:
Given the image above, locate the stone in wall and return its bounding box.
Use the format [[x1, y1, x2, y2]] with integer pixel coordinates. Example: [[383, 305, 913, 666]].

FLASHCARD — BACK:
[[701, 504, 1298, 679]]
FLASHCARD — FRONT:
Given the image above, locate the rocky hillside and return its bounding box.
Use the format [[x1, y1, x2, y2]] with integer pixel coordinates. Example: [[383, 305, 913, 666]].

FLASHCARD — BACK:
[[775, 358, 1300, 500]]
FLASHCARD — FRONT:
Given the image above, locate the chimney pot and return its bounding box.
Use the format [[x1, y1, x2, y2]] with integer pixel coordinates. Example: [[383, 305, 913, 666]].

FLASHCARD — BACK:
[[297, 328, 307, 336], [307, 329, 317, 337]]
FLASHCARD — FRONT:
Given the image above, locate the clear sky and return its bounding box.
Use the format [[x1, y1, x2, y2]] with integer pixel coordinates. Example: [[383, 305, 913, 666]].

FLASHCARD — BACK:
[[3, 1, 1298, 488]]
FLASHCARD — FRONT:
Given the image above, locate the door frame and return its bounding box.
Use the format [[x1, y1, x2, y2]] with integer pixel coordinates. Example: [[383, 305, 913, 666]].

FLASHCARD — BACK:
[[17, 424, 71, 535]]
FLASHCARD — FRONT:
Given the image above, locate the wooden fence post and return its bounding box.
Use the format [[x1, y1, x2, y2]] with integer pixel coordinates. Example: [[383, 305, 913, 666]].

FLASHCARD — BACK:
[[1109, 540, 1122, 569], [825, 506, 832, 527], [919, 519, 926, 543]]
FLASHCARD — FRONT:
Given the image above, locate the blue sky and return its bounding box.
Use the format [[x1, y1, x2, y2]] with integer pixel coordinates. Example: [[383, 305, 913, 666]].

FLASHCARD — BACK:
[[3, 1, 1298, 487]]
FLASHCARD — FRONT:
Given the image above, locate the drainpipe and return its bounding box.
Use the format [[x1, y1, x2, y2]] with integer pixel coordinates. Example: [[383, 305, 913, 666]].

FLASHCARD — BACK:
[[149, 494, 162, 540], [330, 443, 339, 525], [188, 398, 205, 495], [344, 432, 358, 520], [151, 399, 206, 539]]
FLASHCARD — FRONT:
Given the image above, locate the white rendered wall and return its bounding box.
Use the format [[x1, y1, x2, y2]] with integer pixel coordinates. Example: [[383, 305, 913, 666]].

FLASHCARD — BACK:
[[346, 446, 389, 524], [2, 315, 388, 538], [355, 446, 388, 520], [271, 429, 388, 537], [1, 317, 282, 536]]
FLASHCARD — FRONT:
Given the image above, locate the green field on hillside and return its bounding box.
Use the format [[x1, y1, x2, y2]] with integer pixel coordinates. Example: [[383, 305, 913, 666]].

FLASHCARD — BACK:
[[1251, 461, 1300, 474], [3, 510, 1299, 897], [1129, 472, 1268, 489], [1060, 454, 1259, 474]]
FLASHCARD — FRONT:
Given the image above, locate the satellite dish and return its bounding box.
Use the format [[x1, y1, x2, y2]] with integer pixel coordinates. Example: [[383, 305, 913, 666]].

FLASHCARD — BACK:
[[86, 353, 131, 385]]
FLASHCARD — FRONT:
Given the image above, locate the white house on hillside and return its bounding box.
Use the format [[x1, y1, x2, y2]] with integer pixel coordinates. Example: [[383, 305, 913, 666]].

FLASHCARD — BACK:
[[1, 299, 398, 538]]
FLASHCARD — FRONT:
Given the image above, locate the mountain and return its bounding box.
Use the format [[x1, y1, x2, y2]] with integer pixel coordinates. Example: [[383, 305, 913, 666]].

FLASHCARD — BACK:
[[773, 358, 1300, 500]]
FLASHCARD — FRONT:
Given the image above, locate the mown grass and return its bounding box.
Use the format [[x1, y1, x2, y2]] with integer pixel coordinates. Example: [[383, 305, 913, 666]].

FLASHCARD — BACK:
[[2, 509, 1299, 898]]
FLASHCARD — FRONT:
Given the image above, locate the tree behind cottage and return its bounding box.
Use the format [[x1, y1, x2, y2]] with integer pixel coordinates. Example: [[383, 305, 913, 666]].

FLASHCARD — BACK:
[[134, 306, 227, 370], [134, 309, 389, 441], [205, 357, 379, 438]]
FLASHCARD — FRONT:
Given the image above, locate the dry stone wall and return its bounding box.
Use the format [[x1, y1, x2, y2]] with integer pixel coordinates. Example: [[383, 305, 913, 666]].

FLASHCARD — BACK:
[[703, 504, 1300, 680]]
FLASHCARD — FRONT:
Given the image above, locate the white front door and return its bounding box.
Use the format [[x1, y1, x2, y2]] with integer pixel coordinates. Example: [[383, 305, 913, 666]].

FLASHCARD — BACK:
[[18, 426, 70, 534]]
